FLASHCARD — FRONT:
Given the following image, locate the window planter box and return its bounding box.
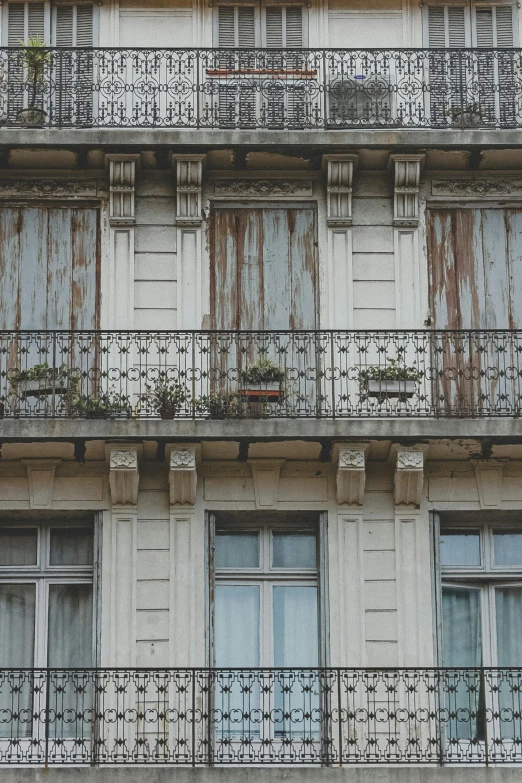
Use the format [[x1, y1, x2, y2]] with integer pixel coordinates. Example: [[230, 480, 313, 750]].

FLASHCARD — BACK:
[[241, 382, 282, 403], [19, 378, 68, 398], [367, 379, 416, 398]]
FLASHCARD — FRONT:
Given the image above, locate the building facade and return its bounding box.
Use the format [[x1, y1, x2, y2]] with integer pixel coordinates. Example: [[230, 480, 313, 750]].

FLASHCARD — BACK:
[[1, 0, 522, 779]]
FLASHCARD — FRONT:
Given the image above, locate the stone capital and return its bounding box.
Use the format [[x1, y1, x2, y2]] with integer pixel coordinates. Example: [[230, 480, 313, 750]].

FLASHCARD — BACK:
[[335, 443, 369, 506], [394, 446, 427, 506], [106, 443, 143, 505], [166, 444, 200, 505]]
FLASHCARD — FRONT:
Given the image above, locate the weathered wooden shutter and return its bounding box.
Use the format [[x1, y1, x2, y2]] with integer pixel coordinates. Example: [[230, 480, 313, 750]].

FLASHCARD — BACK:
[[55, 5, 94, 125], [7, 3, 46, 121], [475, 6, 515, 125], [217, 6, 256, 127]]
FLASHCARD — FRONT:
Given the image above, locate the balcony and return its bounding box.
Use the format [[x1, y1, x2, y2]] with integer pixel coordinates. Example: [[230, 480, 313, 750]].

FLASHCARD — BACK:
[[1, 666, 521, 765], [0, 47, 521, 136]]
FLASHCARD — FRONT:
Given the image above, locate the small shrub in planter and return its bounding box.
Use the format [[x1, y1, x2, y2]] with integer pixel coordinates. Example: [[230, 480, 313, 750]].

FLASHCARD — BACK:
[[239, 357, 287, 402], [73, 392, 132, 419], [445, 103, 483, 128], [194, 392, 243, 419], [18, 37, 50, 127], [359, 358, 419, 400], [11, 362, 71, 398], [146, 380, 189, 419]]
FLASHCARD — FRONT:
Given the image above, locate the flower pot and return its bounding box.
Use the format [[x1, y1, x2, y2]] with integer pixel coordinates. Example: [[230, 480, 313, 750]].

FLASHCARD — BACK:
[[18, 107, 47, 128], [159, 408, 177, 420], [19, 378, 68, 398], [367, 379, 416, 399], [450, 112, 481, 128], [241, 381, 282, 403]]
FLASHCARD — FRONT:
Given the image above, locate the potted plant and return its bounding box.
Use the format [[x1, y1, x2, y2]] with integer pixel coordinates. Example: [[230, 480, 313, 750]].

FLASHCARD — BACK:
[[239, 357, 287, 403], [73, 392, 132, 419], [10, 362, 70, 399], [194, 391, 242, 420], [146, 380, 189, 419], [359, 358, 419, 400], [445, 102, 483, 128], [18, 36, 50, 127]]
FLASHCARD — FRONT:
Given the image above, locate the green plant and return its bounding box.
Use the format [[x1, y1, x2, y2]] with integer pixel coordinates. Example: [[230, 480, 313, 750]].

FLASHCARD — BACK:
[[74, 392, 132, 419], [19, 36, 51, 110], [240, 357, 287, 385], [359, 358, 420, 383], [146, 380, 189, 416], [194, 391, 242, 419], [445, 102, 483, 119]]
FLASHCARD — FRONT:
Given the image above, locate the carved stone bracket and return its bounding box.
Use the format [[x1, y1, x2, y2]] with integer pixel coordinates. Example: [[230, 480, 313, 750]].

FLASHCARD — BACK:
[[106, 444, 143, 505], [336, 444, 369, 506], [249, 460, 285, 509], [389, 154, 425, 227], [167, 444, 200, 506], [106, 154, 140, 226], [394, 448, 426, 506], [472, 459, 508, 509], [323, 154, 358, 227], [172, 154, 206, 226], [22, 459, 61, 509]]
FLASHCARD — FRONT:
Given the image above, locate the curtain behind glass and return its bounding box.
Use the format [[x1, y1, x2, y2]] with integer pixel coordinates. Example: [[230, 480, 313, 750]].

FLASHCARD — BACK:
[[48, 584, 93, 741], [442, 586, 482, 743], [0, 584, 35, 738], [496, 586, 522, 741]]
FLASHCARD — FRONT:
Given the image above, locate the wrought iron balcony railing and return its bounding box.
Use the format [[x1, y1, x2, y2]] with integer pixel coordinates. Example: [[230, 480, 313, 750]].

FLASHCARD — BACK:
[[1, 329, 522, 419], [0, 47, 521, 130], [1, 667, 522, 765]]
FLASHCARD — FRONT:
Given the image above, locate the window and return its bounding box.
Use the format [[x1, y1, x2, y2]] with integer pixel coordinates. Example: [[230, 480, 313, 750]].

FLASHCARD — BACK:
[[211, 513, 323, 750], [215, 4, 305, 48], [439, 520, 522, 743]]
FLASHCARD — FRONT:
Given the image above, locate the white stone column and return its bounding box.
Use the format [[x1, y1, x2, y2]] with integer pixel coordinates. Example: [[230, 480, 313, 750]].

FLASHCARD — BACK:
[[106, 154, 140, 330], [172, 154, 207, 329], [323, 154, 358, 329], [389, 154, 425, 328]]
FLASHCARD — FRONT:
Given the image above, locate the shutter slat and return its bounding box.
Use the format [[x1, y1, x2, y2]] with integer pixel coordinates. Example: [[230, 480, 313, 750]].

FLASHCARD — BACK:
[[495, 6, 514, 47], [476, 8, 494, 47], [447, 7, 466, 48], [428, 7, 446, 47], [285, 6, 303, 47], [237, 6, 255, 47], [265, 6, 283, 48], [218, 6, 235, 47], [56, 6, 74, 46], [28, 3, 45, 38], [8, 4, 26, 45]]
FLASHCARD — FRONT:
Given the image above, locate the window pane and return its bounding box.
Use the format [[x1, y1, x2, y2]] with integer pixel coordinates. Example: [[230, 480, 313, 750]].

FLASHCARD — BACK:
[[273, 586, 318, 666], [494, 532, 522, 566], [0, 529, 37, 566], [48, 584, 93, 667], [442, 586, 482, 667], [215, 532, 259, 568], [0, 584, 35, 666], [496, 586, 522, 666], [215, 585, 259, 666], [440, 531, 481, 566], [50, 528, 93, 566], [272, 533, 316, 568]]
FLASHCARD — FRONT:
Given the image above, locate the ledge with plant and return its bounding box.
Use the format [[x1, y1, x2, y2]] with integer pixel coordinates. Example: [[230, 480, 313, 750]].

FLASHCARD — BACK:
[[73, 392, 132, 419], [146, 379, 189, 419], [359, 358, 420, 400]]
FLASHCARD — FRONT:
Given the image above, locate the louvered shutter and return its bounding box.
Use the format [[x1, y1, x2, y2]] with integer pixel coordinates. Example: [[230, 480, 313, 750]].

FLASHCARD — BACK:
[[7, 3, 46, 122], [475, 6, 515, 125], [427, 6, 466, 125], [217, 6, 256, 128], [285, 6, 303, 46], [428, 6, 466, 47], [54, 5, 94, 126]]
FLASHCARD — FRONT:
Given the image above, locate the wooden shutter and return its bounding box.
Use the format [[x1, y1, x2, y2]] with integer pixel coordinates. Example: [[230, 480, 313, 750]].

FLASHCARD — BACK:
[[427, 6, 466, 125], [428, 6, 466, 47], [55, 5, 94, 125], [7, 3, 46, 121], [474, 6, 515, 125], [217, 6, 256, 127], [265, 6, 303, 46], [237, 6, 255, 45], [217, 5, 255, 46]]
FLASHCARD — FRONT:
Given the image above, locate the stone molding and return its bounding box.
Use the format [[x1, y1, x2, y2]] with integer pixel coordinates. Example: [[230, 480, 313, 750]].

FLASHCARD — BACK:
[[106, 154, 140, 226], [22, 459, 61, 509], [389, 154, 425, 227], [472, 459, 508, 509], [166, 444, 199, 506], [432, 179, 522, 198], [172, 154, 206, 225], [214, 179, 313, 198], [394, 447, 426, 506], [0, 179, 100, 198], [336, 444, 369, 506], [249, 460, 285, 509], [323, 154, 358, 227], [106, 443, 143, 505]]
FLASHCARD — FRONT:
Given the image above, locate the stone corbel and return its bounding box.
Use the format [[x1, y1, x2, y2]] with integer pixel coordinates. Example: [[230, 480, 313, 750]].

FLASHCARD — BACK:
[[249, 460, 285, 509], [172, 154, 206, 226], [389, 154, 425, 227], [22, 459, 60, 509], [106, 154, 140, 226], [106, 444, 143, 505], [335, 444, 369, 506], [394, 448, 426, 506], [166, 444, 200, 505], [472, 460, 508, 509], [323, 154, 358, 227]]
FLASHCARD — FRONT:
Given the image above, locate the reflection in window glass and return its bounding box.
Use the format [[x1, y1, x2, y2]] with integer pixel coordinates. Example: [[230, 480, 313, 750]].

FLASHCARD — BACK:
[[48, 584, 93, 667], [50, 529, 93, 566], [215, 585, 260, 667], [496, 586, 522, 666], [494, 532, 522, 566], [215, 532, 259, 568], [0, 529, 37, 566], [272, 533, 316, 568], [440, 531, 481, 567]]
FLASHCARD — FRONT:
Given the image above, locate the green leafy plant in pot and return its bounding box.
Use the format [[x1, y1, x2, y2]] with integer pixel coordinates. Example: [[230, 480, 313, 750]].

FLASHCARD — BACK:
[[147, 379, 189, 419], [194, 391, 243, 420], [73, 391, 132, 419], [18, 36, 50, 127], [240, 357, 287, 403]]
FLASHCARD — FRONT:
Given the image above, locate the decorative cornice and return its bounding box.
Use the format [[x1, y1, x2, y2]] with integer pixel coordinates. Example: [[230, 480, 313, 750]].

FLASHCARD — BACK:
[[0, 179, 99, 198], [214, 179, 313, 198], [432, 179, 522, 198]]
